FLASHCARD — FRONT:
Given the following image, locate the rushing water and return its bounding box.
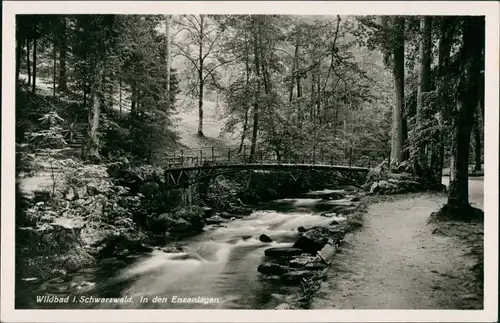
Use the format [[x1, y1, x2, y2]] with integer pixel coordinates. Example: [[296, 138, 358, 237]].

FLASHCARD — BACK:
[[17, 195, 344, 309]]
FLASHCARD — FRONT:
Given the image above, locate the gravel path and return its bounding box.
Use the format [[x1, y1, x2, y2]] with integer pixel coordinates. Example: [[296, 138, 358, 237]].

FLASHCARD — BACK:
[[312, 179, 483, 309]]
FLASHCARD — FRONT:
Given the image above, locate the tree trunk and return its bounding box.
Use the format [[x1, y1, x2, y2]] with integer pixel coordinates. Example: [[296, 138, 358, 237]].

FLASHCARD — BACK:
[[447, 102, 474, 208], [26, 38, 31, 86], [239, 108, 249, 154], [446, 16, 484, 212], [119, 75, 123, 119], [87, 64, 103, 162], [53, 34, 57, 97], [415, 16, 432, 176], [131, 83, 136, 116], [16, 33, 22, 84], [165, 15, 171, 109], [83, 82, 87, 108], [250, 17, 261, 162], [58, 17, 67, 91], [197, 15, 205, 137], [32, 24, 37, 93], [289, 35, 299, 103], [390, 16, 405, 165], [473, 108, 482, 171], [317, 67, 322, 124], [198, 77, 204, 137], [437, 17, 453, 180], [147, 131, 153, 164], [238, 38, 251, 155]]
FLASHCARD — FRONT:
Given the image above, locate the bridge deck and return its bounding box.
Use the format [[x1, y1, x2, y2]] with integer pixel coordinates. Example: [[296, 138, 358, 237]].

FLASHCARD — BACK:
[[165, 163, 370, 173]]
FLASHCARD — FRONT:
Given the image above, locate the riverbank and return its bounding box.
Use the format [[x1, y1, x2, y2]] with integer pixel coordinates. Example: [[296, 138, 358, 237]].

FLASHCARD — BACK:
[[311, 181, 484, 309], [15, 151, 354, 304]]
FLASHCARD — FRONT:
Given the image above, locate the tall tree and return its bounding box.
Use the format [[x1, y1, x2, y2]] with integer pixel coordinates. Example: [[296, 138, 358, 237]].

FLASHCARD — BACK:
[[250, 16, 262, 162], [390, 16, 406, 165], [32, 19, 38, 93], [58, 17, 68, 91], [15, 21, 23, 84], [434, 16, 484, 220], [165, 15, 172, 110], [413, 16, 433, 176], [436, 17, 454, 179], [174, 15, 227, 137]]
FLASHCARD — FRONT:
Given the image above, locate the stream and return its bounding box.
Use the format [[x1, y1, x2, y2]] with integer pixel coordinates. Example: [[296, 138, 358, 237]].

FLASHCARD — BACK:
[[16, 194, 343, 309]]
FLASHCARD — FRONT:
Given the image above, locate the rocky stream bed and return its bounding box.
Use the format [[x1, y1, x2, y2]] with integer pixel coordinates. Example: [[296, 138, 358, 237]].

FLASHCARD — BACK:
[[16, 186, 365, 309]]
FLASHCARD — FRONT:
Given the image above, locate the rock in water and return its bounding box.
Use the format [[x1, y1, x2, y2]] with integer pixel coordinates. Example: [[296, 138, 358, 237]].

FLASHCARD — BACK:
[[280, 270, 316, 285], [288, 256, 318, 268], [264, 247, 304, 258], [317, 243, 337, 263], [297, 226, 308, 233], [293, 236, 326, 255], [293, 227, 331, 255], [202, 206, 213, 218], [259, 234, 273, 243], [205, 215, 225, 225], [257, 262, 290, 276]]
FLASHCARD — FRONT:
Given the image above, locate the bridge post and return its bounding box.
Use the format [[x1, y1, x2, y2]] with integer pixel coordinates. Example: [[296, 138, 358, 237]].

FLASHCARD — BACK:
[[181, 149, 184, 166], [349, 148, 353, 169], [212, 147, 215, 163], [200, 150, 203, 164], [330, 154, 333, 165], [228, 148, 231, 164], [243, 145, 246, 163], [313, 146, 316, 166]]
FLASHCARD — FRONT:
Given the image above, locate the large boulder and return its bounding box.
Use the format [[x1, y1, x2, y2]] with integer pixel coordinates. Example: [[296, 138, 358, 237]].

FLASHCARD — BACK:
[[170, 218, 192, 233], [201, 206, 213, 218], [150, 213, 186, 233], [293, 236, 326, 255], [174, 206, 205, 233], [259, 234, 273, 243], [257, 262, 290, 276], [97, 233, 153, 259], [293, 227, 332, 255], [264, 247, 304, 259]]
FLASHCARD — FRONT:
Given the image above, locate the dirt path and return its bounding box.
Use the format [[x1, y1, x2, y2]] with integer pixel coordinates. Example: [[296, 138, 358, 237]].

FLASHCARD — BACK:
[[312, 180, 484, 309]]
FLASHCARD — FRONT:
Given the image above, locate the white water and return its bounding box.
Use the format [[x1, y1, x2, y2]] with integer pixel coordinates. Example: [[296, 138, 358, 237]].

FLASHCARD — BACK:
[[19, 197, 336, 309]]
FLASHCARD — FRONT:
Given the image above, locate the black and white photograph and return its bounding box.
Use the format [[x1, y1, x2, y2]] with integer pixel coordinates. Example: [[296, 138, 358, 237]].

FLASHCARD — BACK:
[[1, 1, 498, 322]]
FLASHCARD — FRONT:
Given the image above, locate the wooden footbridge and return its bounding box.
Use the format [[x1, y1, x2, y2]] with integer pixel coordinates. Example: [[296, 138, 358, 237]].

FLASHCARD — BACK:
[[162, 145, 388, 190]]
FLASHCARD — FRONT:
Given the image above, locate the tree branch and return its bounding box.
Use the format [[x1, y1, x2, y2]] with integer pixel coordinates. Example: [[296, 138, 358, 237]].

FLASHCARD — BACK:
[[202, 30, 224, 61], [172, 42, 200, 72], [202, 59, 234, 82]]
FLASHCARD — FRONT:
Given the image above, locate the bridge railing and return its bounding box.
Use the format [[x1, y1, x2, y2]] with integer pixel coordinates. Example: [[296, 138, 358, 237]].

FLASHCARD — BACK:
[[165, 145, 389, 169]]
